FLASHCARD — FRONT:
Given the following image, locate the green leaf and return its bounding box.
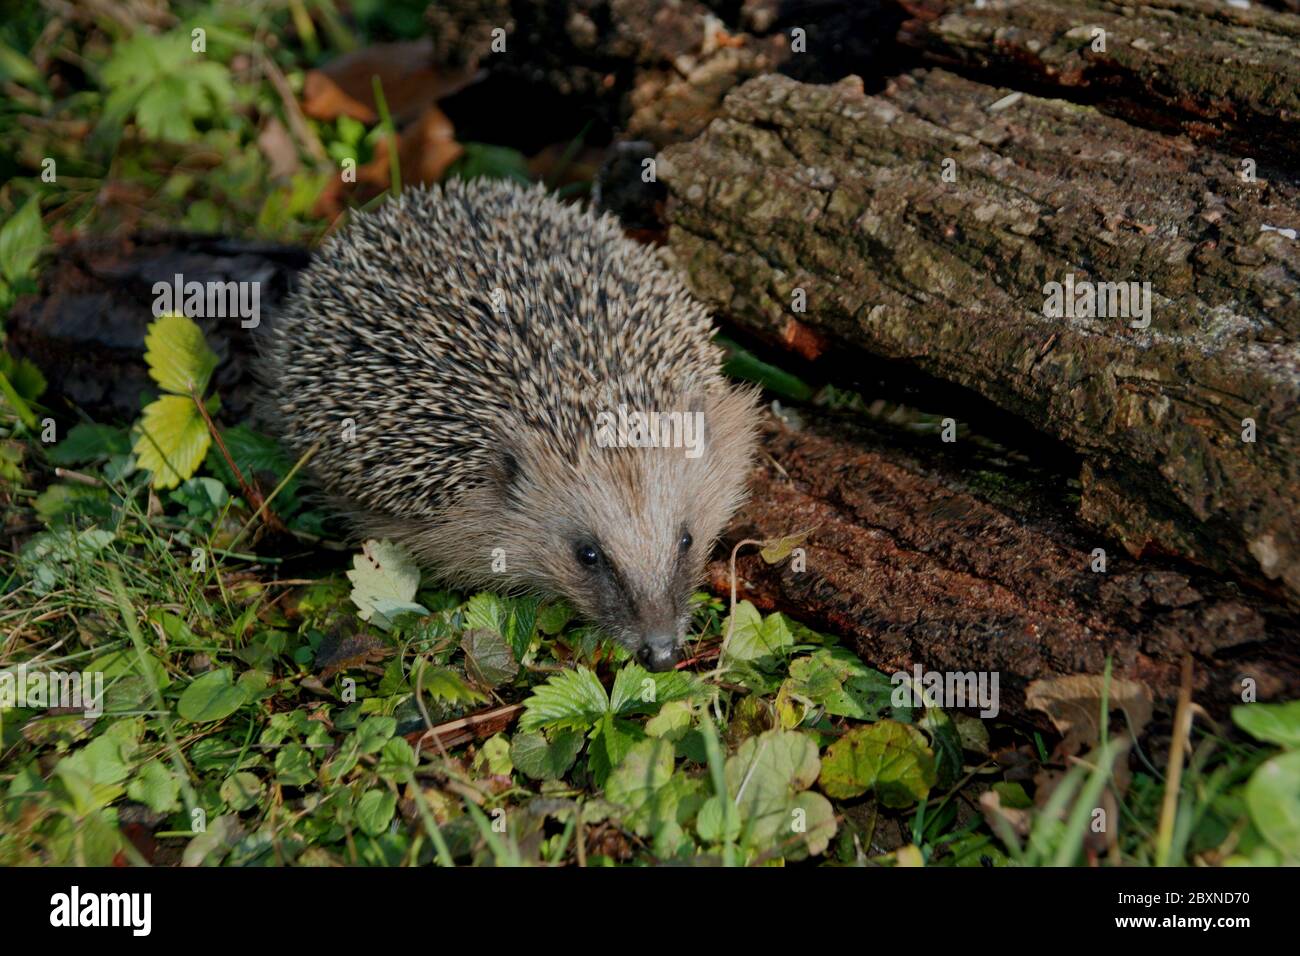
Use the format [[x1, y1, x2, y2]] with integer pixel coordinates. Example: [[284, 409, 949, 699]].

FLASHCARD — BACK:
[[220, 772, 263, 811], [759, 530, 810, 565], [724, 602, 795, 666], [419, 664, 487, 706], [126, 760, 181, 814], [0, 350, 47, 403], [48, 423, 130, 466], [722, 729, 835, 859], [274, 743, 316, 787], [354, 715, 397, 755], [519, 666, 609, 733], [133, 395, 211, 489], [347, 539, 425, 629], [1246, 750, 1300, 860], [1233, 701, 1300, 749], [356, 789, 397, 836], [475, 734, 514, 776], [143, 313, 219, 395], [376, 737, 417, 784], [177, 668, 248, 723], [464, 592, 507, 632], [818, 720, 936, 806], [783, 648, 895, 721], [588, 713, 642, 788], [461, 627, 518, 688], [0, 197, 48, 283], [511, 730, 583, 781], [605, 736, 676, 816], [610, 663, 707, 716]]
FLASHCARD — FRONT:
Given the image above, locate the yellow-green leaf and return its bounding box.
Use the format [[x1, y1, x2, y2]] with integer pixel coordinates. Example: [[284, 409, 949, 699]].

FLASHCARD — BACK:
[[143, 313, 218, 395], [133, 395, 211, 489]]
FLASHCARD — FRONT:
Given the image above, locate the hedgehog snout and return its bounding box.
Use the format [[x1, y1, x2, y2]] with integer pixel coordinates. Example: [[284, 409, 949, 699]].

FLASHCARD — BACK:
[[636, 635, 681, 672]]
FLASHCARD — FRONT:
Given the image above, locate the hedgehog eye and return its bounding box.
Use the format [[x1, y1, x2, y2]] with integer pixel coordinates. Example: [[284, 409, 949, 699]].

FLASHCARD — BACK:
[[678, 531, 693, 552], [576, 544, 600, 568]]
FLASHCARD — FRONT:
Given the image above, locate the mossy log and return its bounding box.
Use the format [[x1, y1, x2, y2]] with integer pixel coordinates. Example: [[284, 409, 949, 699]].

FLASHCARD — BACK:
[[661, 68, 1300, 604]]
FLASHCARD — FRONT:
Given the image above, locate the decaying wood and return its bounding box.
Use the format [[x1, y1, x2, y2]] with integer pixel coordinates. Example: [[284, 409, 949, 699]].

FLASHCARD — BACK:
[[404, 703, 524, 750], [8, 234, 307, 424], [901, 0, 1300, 165], [426, 0, 909, 144], [710, 413, 1300, 718], [661, 68, 1300, 605]]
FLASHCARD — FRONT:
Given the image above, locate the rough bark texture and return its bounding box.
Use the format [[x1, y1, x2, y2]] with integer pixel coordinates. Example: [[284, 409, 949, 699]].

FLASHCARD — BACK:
[[901, 0, 1300, 165], [709, 413, 1300, 717], [661, 68, 1300, 605]]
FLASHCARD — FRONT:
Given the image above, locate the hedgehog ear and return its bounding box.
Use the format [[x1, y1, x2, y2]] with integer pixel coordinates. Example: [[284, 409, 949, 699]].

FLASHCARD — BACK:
[[489, 446, 522, 494]]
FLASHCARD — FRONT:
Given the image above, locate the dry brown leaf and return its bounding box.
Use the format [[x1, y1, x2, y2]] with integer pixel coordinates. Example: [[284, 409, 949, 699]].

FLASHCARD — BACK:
[[257, 116, 300, 180], [301, 39, 477, 124], [1025, 673, 1153, 757], [357, 104, 462, 190]]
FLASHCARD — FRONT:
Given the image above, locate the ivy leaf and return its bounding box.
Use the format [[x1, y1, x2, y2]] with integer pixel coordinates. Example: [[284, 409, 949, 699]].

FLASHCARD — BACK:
[[818, 720, 936, 807], [518, 666, 609, 733], [347, 539, 426, 629], [133, 394, 211, 489], [177, 668, 248, 723], [143, 313, 218, 395]]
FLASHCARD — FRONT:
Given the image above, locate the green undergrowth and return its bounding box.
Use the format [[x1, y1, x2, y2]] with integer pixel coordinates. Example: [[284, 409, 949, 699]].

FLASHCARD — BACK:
[[3, 387, 1298, 864], [2, 0, 1298, 869]]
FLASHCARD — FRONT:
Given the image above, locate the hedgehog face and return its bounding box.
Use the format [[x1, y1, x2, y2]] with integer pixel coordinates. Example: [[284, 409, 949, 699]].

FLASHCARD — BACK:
[[501, 385, 759, 671]]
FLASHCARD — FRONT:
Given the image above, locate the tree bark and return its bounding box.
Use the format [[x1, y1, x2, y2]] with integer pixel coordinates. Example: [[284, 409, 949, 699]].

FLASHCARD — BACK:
[[661, 68, 1300, 605], [710, 412, 1300, 718], [427, 0, 911, 145], [900, 0, 1300, 166]]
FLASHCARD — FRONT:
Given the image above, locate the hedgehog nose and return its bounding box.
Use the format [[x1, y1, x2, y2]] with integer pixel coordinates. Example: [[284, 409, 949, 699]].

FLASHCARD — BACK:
[[638, 640, 680, 672]]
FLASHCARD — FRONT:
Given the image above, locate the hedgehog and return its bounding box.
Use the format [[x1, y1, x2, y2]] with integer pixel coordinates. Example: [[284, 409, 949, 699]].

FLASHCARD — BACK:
[[262, 178, 760, 670]]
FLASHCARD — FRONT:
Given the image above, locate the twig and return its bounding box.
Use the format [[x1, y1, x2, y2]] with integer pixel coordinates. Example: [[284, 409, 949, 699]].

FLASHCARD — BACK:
[[190, 385, 283, 533]]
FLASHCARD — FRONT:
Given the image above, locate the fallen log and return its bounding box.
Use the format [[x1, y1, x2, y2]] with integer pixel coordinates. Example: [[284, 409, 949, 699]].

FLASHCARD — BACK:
[[427, 0, 911, 145], [710, 411, 1300, 718], [901, 0, 1300, 166], [660, 68, 1300, 605]]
